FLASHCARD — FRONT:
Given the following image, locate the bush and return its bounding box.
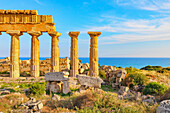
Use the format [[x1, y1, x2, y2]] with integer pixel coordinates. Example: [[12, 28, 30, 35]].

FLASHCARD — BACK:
[[126, 73, 148, 87], [99, 70, 106, 79], [28, 82, 46, 97], [125, 66, 138, 74], [143, 82, 168, 96], [19, 83, 29, 88]]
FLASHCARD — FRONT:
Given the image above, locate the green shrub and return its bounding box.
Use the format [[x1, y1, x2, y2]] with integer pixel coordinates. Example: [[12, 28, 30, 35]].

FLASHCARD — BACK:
[[99, 70, 106, 79], [140, 65, 170, 73], [125, 66, 138, 74], [143, 82, 168, 96], [19, 84, 29, 88], [28, 82, 46, 97], [127, 73, 148, 87]]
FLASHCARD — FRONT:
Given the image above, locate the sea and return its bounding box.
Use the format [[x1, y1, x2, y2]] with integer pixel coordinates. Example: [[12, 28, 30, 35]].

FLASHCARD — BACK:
[[0, 57, 170, 69]]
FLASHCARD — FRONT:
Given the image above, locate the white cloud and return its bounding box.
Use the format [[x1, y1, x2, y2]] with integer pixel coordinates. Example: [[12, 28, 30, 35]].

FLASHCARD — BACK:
[[34, 0, 42, 5], [116, 0, 170, 13], [80, 0, 170, 45], [81, 15, 170, 44]]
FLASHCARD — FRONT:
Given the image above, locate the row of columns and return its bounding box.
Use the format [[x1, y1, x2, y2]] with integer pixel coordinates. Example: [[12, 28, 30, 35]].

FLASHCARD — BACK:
[[1, 30, 101, 78], [69, 31, 101, 77]]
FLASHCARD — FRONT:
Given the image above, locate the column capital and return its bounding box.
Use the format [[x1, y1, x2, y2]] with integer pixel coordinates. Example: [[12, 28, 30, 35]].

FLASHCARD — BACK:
[[27, 31, 42, 37], [48, 31, 62, 37], [6, 30, 23, 36], [69, 31, 80, 37], [88, 31, 101, 37]]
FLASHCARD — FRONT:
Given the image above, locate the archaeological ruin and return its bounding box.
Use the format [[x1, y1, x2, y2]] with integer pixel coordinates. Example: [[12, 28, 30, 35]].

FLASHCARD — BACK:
[[0, 10, 101, 78]]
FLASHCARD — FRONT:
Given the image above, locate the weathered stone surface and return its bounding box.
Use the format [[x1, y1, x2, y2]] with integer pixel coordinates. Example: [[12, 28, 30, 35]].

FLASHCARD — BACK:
[[0, 10, 55, 32], [48, 32, 62, 72], [45, 72, 69, 81], [107, 69, 127, 83], [28, 31, 42, 77], [49, 82, 62, 93], [45, 72, 70, 94], [135, 92, 142, 101], [62, 71, 69, 76], [7, 30, 22, 78], [88, 32, 101, 77], [62, 81, 70, 94], [157, 100, 170, 113], [51, 94, 60, 101], [142, 95, 157, 106], [69, 31, 80, 77], [76, 74, 103, 88], [118, 86, 129, 96], [20, 97, 43, 112]]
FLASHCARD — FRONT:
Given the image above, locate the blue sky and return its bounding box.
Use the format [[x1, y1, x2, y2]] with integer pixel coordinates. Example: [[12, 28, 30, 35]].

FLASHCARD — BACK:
[[0, 0, 170, 57]]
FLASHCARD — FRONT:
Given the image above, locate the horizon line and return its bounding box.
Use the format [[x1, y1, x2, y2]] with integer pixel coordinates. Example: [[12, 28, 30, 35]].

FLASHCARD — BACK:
[[0, 56, 170, 58]]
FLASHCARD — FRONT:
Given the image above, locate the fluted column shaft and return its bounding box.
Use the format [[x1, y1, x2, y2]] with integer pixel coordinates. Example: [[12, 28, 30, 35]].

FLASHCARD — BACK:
[[48, 31, 62, 72], [69, 32, 80, 77], [28, 31, 42, 77], [88, 32, 101, 77], [7, 30, 22, 78]]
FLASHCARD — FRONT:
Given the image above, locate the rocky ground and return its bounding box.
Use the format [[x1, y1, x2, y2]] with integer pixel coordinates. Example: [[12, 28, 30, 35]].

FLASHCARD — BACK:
[[0, 65, 169, 113]]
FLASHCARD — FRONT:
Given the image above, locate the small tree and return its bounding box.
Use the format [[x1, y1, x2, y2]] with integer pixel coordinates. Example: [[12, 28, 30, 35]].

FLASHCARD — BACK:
[[143, 82, 168, 96]]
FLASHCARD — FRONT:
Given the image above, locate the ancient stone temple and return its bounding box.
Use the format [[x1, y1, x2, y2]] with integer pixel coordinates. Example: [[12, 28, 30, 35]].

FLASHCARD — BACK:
[[0, 10, 59, 78], [0, 10, 101, 78]]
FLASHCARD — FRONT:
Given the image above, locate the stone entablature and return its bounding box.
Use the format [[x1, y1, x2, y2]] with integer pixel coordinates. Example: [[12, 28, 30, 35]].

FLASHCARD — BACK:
[[0, 10, 55, 32]]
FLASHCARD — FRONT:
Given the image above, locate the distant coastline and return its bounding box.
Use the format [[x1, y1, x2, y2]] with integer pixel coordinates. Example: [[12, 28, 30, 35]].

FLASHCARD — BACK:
[[0, 57, 170, 69]]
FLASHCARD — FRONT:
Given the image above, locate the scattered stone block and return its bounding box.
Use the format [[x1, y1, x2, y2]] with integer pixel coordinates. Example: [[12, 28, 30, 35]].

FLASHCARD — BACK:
[[51, 94, 60, 101], [157, 100, 170, 113], [76, 74, 103, 88]]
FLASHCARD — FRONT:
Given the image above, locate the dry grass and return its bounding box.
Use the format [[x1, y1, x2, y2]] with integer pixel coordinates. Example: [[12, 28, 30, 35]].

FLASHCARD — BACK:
[[0, 93, 28, 112]]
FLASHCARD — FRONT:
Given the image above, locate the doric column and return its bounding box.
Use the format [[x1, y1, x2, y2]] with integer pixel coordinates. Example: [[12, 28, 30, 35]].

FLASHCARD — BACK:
[[28, 31, 42, 77], [48, 31, 62, 72], [6, 30, 22, 78], [88, 32, 101, 77], [69, 31, 80, 77]]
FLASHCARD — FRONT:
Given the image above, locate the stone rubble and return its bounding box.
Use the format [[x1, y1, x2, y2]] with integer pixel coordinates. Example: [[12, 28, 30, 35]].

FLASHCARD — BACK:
[[20, 97, 43, 112], [117, 86, 157, 106], [45, 72, 70, 94]]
